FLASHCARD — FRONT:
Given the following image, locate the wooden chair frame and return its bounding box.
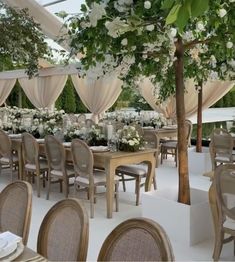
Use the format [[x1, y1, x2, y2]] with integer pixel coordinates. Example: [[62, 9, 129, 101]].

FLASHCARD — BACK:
[[0, 181, 32, 245], [98, 218, 174, 261], [37, 198, 89, 261]]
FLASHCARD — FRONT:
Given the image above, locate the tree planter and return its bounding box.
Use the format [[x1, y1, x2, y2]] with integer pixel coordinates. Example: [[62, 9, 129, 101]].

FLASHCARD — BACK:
[[188, 146, 212, 176], [142, 187, 213, 246]]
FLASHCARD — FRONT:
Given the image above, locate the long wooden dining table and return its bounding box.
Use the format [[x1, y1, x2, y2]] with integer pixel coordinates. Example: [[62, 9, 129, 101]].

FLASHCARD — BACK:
[[10, 137, 157, 219], [143, 127, 177, 139]]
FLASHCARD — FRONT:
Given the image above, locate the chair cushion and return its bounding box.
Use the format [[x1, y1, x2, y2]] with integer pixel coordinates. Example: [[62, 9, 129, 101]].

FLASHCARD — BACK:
[[162, 141, 177, 149], [75, 170, 119, 185], [51, 167, 74, 177], [224, 218, 235, 230], [25, 159, 48, 171], [0, 155, 18, 164], [116, 164, 147, 176]]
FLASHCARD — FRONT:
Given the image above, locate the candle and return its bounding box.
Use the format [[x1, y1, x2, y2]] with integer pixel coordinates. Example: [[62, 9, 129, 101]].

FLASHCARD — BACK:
[[107, 123, 113, 140]]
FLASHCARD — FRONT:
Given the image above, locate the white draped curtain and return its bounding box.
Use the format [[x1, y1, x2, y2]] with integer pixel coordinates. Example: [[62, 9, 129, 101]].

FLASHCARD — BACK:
[[139, 78, 234, 120], [71, 74, 122, 123], [138, 78, 176, 119], [0, 79, 16, 106], [19, 75, 68, 109]]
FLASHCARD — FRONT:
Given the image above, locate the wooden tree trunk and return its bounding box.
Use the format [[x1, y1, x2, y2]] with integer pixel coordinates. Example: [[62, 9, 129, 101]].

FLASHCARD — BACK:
[[174, 37, 190, 205], [196, 84, 203, 153]]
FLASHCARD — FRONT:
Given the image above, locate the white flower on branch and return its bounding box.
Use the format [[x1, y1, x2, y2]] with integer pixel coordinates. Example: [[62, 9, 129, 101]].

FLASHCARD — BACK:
[[105, 17, 131, 38], [146, 24, 155, 31], [218, 8, 227, 17], [226, 41, 233, 48], [196, 21, 205, 32], [144, 1, 151, 9], [88, 2, 106, 27], [121, 38, 128, 46]]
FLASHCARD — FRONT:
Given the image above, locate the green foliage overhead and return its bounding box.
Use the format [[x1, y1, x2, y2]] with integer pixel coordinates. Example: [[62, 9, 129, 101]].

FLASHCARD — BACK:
[[65, 0, 235, 101], [0, 2, 49, 76]]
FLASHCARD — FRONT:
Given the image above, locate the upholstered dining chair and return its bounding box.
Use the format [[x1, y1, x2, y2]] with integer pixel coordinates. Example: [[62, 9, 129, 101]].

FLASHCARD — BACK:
[[85, 119, 95, 128], [209, 128, 235, 171], [115, 131, 159, 206], [0, 130, 19, 181], [161, 119, 192, 166], [45, 135, 75, 199], [0, 181, 32, 245], [37, 198, 89, 261], [77, 113, 86, 126], [98, 217, 174, 261], [22, 133, 48, 197], [71, 139, 119, 218], [212, 164, 235, 260]]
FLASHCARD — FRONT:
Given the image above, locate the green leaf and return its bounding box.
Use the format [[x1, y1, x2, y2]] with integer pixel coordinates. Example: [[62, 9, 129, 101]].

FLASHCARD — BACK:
[[191, 0, 209, 18], [80, 4, 87, 13], [161, 0, 174, 10], [166, 4, 182, 25], [175, 4, 190, 33]]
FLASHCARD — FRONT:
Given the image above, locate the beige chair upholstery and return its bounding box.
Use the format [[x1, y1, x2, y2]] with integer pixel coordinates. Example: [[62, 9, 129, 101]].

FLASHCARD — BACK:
[[45, 135, 75, 199], [209, 128, 235, 171], [37, 198, 89, 261], [22, 133, 48, 197], [71, 139, 119, 218], [212, 164, 235, 260], [0, 181, 32, 245], [116, 131, 158, 206], [98, 217, 174, 261], [85, 119, 95, 128], [161, 119, 192, 166], [0, 130, 19, 181], [77, 114, 86, 127]]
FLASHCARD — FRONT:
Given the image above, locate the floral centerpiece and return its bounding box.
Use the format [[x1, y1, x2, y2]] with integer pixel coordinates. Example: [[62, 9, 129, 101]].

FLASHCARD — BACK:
[[117, 125, 143, 152], [87, 125, 107, 146], [63, 125, 87, 142]]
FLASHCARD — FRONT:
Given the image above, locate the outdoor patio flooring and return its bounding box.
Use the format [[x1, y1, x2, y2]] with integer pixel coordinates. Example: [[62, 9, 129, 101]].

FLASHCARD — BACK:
[[0, 154, 233, 261]]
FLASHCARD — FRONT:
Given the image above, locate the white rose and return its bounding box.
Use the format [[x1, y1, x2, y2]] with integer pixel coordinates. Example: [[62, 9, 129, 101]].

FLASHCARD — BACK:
[[170, 28, 177, 38], [121, 38, 128, 46], [129, 140, 135, 146], [218, 8, 227, 17], [226, 41, 233, 49], [146, 24, 155, 31], [144, 1, 151, 9]]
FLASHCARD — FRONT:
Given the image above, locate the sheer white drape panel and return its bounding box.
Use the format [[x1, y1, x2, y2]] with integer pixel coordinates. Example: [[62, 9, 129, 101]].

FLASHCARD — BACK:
[[139, 78, 234, 120], [184, 79, 234, 118], [19, 75, 68, 109], [0, 79, 16, 106], [71, 75, 122, 123], [138, 78, 176, 119]]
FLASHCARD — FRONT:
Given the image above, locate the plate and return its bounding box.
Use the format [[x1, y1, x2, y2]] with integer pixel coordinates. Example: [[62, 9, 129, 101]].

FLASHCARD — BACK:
[[0, 239, 8, 250], [0, 241, 24, 261], [0, 241, 17, 259], [63, 142, 71, 147], [36, 139, 45, 144], [90, 146, 109, 152]]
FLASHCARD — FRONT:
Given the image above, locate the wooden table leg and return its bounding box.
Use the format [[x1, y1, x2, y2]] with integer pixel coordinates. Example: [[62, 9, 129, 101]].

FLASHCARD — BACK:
[[105, 160, 116, 219], [144, 154, 156, 192]]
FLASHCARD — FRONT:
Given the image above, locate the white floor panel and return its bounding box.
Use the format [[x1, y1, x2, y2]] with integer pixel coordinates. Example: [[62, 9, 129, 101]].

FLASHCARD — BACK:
[[0, 157, 234, 261]]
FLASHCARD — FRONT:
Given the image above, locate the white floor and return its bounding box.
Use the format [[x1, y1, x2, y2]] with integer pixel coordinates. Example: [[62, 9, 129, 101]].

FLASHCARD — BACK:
[[0, 156, 234, 261]]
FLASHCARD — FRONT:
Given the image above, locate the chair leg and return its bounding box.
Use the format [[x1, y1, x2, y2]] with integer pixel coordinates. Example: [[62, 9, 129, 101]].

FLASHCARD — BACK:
[[115, 182, 119, 212], [213, 230, 224, 261], [36, 173, 40, 198], [135, 176, 141, 206], [121, 174, 126, 192], [175, 148, 178, 167], [153, 175, 157, 190], [63, 180, 68, 198], [46, 178, 51, 200], [42, 172, 46, 188], [89, 187, 94, 218], [59, 180, 63, 193]]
